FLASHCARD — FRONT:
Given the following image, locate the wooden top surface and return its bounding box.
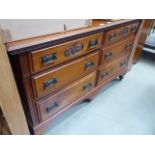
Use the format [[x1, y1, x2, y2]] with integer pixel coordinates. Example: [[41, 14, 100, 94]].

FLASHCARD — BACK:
[[6, 19, 141, 55]]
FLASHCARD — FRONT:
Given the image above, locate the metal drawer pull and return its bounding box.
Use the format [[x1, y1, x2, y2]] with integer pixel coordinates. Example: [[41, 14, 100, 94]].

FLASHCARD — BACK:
[[125, 43, 132, 50], [41, 53, 57, 65], [119, 27, 129, 37], [83, 83, 93, 91], [46, 102, 59, 113], [43, 77, 58, 89], [85, 61, 94, 70], [88, 39, 99, 49], [131, 26, 137, 33], [101, 72, 109, 78], [105, 52, 113, 59], [108, 32, 117, 41], [64, 43, 83, 57], [120, 61, 127, 67]]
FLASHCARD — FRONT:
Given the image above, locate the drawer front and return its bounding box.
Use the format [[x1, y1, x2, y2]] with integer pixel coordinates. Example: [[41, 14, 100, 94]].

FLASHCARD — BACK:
[[101, 36, 134, 66], [29, 33, 103, 73], [130, 22, 140, 34], [104, 22, 139, 46], [32, 51, 99, 98], [36, 72, 96, 121], [98, 55, 129, 84]]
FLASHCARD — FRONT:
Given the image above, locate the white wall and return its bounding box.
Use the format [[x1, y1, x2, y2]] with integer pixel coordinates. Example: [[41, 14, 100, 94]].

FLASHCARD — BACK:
[[0, 19, 91, 42]]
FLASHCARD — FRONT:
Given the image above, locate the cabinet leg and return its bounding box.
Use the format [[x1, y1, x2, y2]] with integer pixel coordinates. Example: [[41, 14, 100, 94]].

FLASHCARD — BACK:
[[84, 98, 93, 103], [118, 75, 124, 80], [82, 89, 100, 103]]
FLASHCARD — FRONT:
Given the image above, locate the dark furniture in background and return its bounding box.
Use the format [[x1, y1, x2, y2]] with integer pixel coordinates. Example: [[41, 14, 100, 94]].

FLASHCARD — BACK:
[[133, 19, 154, 64]]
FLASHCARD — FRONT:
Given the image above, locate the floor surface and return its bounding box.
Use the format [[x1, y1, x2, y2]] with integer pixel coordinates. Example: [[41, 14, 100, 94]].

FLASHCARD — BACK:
[[44, 56, 155, 135]]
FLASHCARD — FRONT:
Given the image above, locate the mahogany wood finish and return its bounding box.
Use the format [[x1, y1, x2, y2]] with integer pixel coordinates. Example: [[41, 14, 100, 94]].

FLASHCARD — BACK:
[[32, 51, 99, 99], [133, 19, 154, 64], [29, 33, 103, 73], [34, 69, 127, 134], [101, 36, 134, 66], [128, 20, 145, 70], [103, 22, 139, 46], [8, 19, 142, 134], [37, 72, 96, 121], [6, 20, 140, 54], [34, 84, 101, 134], [98, 55, 129, 85]]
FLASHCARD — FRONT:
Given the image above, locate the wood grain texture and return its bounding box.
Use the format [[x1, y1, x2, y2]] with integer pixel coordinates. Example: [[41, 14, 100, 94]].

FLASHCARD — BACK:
[[103, 22, 139, 47], [133, 19, 153, 64], [32, 51, 99, 99], [0, 31, 29, 135], [7, 20, 142, 134], [101, 36, 134, 66], [0, 107, 11, 134], [138, 19, 154, 44], [37, 72, 96, 122], [33, 68, 127, 134], [29, 33, 103, 73], [9, 53, 39, 127], [6, 19, 140, 54], [98, 54, 130, 85], [128, 20, 145, 70]]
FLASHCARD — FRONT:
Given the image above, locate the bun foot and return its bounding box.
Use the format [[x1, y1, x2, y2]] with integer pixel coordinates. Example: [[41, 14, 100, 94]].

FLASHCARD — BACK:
[[84, 98, 93, 103], [119, 75, 124, 80]]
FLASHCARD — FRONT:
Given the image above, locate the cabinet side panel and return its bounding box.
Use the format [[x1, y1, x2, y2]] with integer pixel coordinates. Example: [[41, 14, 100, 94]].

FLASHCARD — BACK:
[[9, 53, 39, 130]]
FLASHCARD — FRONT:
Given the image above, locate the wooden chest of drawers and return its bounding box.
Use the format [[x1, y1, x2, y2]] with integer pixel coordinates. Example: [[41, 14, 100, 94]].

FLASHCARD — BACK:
[[7, 19, 142, 134], [37, 72, 96, 122], [98, 54, 130, 85], [32, 51, 99, 99], [101, 36, 134, 66]]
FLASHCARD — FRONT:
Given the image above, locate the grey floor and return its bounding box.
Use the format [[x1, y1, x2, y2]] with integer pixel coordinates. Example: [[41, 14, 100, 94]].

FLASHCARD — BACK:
[[44, 55, 155, 135]]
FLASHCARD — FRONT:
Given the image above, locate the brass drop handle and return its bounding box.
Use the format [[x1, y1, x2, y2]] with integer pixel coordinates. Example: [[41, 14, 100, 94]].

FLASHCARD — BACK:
[[64, 43, 83, 57], [125, 43, 132, 50], [83, 83, 93, 91], [46, 101, 59, 113], [43, 77, 58, 89], [41, 53, 57, 65], [85, 61, 94, 70], [131, 26, 137, 33], [119, 27, 129, 37], [88, 39, 99, 49], [120, 61, 127, 67], [108, 32, 117, 41], [101, 72, 109, 79], [105, 52, 113, 59]]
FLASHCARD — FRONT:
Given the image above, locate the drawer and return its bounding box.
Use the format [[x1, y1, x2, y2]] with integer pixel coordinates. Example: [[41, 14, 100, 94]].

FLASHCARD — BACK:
[[98, 55, 129, 85], [29, 33, 103, 73], [36, 72, 96, 121], [101, 36, 134, 66], [32, 51, 99, 99], [104, 22, 139, 46], [130, 22, 140, 34]]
